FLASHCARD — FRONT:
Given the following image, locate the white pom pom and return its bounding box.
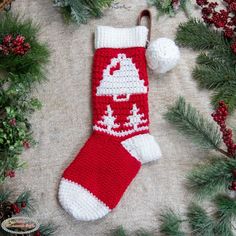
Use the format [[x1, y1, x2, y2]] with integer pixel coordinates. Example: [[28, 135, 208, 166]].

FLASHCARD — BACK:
[[146, 38, 180, 74]]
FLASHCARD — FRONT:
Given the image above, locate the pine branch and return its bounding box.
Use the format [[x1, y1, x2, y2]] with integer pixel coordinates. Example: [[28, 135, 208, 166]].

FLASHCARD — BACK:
[[213, 195, 236, 236], [0, 190, 11, 202], [38, 223, 58, 236], [136, 232, 152, 236], [175, 19, 236, 112], [187, 157, 236, 199], [54, 0, 114, 25], [15, 191, 35, 214], [175, 18, 226, 50], [193, 54, 236, 91], [148, 0, 190, 17], [111, 227, 128, 236], [211, 85, 236, 113], [193, 66, 235, 90], [159, 209, 186, 236], [187, 203, 215, 236], [164, 97, 221, 150]]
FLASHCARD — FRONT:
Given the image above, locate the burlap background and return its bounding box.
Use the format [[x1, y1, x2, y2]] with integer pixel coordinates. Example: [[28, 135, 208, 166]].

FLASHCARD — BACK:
[[3, 1, 212, 235]]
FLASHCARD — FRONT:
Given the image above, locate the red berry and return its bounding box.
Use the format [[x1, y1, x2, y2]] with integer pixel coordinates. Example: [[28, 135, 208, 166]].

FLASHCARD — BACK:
[[3, 34, 13, 45], [23, 140, 30, 149], [21, 202, 26, 208], [231, 41, 236, 54], [229, 185, 236, 191], [11, 203, 20, 214], [9, 118, 16, 126], [232, 169, 236, 177], [5, 170, 15, 178], [232, 180, 236, 187], [35, 230, 41, 236], [196, 0, 208, 6]]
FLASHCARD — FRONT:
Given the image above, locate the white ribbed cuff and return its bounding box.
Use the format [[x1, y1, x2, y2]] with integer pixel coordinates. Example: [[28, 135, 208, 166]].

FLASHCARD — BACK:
[[95, 26, 148, 49]]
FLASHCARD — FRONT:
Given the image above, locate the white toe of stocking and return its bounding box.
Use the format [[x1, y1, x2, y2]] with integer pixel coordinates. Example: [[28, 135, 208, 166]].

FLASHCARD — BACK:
[[58, 178, 111, 221]]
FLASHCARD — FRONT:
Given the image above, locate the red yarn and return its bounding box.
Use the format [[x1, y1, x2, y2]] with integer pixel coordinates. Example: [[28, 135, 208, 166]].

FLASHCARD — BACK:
[[62, 47, 150, 209]]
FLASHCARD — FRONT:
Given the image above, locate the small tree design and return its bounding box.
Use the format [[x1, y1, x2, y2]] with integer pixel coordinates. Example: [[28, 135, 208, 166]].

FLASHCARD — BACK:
[[124, 104, 147, 131], [97, 105, 120, 131]]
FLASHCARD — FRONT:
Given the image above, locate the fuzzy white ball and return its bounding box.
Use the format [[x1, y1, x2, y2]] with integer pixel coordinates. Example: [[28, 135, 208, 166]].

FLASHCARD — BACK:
[[146, 38, 180, 74]]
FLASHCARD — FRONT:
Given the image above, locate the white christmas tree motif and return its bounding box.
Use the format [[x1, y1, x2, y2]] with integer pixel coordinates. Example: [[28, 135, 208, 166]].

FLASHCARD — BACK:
[[96, 53, 147, 102], [97, 105, 120, 131], [124, 104, 148, 131]]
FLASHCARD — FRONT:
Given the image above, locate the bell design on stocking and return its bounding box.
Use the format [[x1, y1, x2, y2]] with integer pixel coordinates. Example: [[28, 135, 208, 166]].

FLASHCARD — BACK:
[[96, 53, 147, 102]]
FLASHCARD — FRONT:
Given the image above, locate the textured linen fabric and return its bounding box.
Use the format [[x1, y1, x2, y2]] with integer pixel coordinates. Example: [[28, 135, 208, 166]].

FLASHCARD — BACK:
[[2, 0, 212, 235]]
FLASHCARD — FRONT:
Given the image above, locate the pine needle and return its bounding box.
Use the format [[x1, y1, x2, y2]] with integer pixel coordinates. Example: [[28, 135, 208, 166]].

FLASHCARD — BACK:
[[175, 18, 236, 112], [159, 209, 186, 236], [213, 195, 236, 236], [54, 0, 114, 25], [187, 203, 215, 236], [211, 85, 236, 113], [164, 97, 221, 150], [38, 223, 58, 236], [175, 18, 226, 50], [187, 157, 236, 199], [111, 227, 128, 236]]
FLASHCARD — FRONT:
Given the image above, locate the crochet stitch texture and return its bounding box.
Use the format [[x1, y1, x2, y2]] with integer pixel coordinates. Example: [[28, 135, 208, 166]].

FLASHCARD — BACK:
[[58, 26, 161, 221]]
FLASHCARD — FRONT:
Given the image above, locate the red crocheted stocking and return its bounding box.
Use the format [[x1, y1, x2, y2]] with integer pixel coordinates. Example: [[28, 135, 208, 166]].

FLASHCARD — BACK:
[[59, 26, 161, 221]]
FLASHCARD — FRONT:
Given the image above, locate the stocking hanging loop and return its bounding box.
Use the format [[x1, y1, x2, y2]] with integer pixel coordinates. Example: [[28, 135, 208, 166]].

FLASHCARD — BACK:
[[137, 9, 152, 46]]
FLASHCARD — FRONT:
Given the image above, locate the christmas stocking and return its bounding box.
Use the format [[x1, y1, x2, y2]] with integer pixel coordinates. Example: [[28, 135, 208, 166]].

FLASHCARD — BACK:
[[59, 25, 162, 221]]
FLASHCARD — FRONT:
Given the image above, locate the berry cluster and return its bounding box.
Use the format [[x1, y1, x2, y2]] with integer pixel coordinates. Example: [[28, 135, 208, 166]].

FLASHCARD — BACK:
[[211, 101, 236, 157], [196, 0, 236, 54], [172, 0, 181, 11], [10, 201, 27, 215], [0, 34, 31, 56], [5, 170, 15, 178], [35, 230, 41, 236], [229, 169, 236, 191]]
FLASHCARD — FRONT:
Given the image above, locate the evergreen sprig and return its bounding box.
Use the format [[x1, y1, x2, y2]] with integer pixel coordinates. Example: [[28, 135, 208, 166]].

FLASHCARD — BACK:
[[187, 157, 236, 199], [38, 223, 58, 236], [214, 195, 236, 236], [175, 19, 226, 50], [111, 227, 128, 236], [0, 13, 49, 183], [187, 203, 215, 236], [0, 14, 49, 87], [15, 191, 35, 214], [159, 195, 236, 236], [110, 227, 152, 236], [148, 0, 189, 17], [0, 190, 11, 202], [53, 0, 114, 25], [159, 209, 185, 236], [164, 97, 221, 150], [175, 19, 236, 112]]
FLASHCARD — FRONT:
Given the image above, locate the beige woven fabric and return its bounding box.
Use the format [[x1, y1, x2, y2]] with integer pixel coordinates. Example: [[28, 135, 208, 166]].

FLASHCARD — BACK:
[[3, 0, 212, 235]]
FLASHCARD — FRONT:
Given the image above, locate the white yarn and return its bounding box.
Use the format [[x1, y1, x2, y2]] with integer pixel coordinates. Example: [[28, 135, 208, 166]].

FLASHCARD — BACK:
[[146, 37, 180, 74]]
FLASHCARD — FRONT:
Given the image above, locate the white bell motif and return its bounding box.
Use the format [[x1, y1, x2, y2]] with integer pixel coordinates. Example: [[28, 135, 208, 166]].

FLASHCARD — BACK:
[[96, 53, 147, 102]]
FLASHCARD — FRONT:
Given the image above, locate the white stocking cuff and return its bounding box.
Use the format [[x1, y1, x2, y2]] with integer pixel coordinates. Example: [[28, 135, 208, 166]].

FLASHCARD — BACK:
[[95, 26, 148, 49]]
